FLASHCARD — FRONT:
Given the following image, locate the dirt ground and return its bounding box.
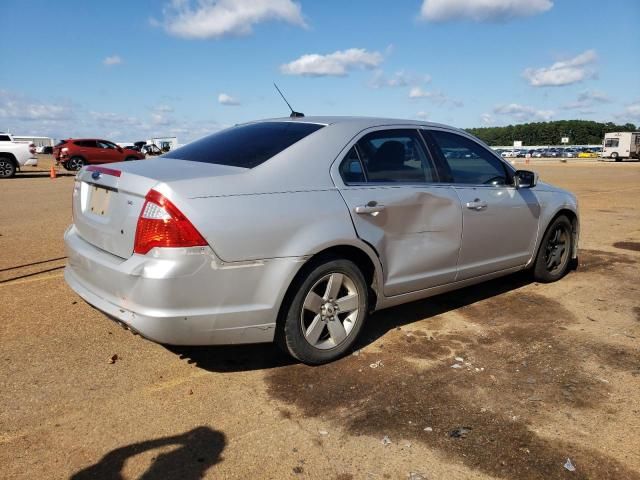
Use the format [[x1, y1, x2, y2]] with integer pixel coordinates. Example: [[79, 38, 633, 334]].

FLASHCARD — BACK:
[[1, 155, 639, 480]]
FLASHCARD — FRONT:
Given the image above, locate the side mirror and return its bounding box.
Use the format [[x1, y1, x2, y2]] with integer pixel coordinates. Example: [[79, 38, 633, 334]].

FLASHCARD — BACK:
[[514, 170, 538, 189]]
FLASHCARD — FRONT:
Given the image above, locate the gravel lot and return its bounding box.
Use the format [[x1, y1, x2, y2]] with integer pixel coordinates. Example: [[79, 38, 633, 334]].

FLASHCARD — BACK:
[[1, 155, 639, 479]]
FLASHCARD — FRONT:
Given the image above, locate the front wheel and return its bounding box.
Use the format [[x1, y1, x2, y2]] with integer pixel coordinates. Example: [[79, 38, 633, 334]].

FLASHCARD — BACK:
[[533, 215, 573, 283], [279, 259, 369, 365]]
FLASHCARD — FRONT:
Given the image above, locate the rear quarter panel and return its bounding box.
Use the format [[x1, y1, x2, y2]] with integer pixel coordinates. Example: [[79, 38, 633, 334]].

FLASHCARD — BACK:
[[186, 190, 359, 262]]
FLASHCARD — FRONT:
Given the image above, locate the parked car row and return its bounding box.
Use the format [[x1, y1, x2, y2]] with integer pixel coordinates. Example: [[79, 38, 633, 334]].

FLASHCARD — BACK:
[[494, 147, 603, 159]]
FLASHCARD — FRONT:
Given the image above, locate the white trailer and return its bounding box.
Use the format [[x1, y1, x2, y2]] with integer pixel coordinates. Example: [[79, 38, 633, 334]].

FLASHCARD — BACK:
[[603, 131, 640, 161]]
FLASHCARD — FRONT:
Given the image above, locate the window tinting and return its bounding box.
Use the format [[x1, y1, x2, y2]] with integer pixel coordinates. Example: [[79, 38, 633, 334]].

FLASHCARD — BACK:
[[339, 146, 366, 183], [0, 135, 11, 142], [355, 129, 436, 183], [75, 140, 97, 148], [163, 122, 324, 169], [429, 130, 509, 185]]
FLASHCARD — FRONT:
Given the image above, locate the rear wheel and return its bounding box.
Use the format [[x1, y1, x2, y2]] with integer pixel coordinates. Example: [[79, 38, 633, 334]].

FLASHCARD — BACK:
[[0, 157, 16, 178], [533, 215, 573, 283], [68, 156, 85, 170], [279, 258, 368, 365]]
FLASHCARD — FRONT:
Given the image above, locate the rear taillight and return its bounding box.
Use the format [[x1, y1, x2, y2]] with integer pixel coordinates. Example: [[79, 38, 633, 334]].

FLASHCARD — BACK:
[[29, 143, 36, 155], [133, 190, 207, 255]]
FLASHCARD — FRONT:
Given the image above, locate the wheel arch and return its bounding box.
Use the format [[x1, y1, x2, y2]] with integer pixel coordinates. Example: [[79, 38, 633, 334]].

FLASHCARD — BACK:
[[533, 207, 579, 266], [274, 241, 383, 342], [0, 152, 18, 176], [0, 152, 18, 165]]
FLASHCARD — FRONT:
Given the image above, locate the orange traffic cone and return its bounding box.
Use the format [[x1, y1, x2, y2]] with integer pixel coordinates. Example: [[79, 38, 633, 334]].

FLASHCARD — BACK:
[[50, 164, 57, 179]]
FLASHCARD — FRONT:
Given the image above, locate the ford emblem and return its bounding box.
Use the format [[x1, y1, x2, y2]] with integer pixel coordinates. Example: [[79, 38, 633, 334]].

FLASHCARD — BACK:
[[91, 171, 101, 180]]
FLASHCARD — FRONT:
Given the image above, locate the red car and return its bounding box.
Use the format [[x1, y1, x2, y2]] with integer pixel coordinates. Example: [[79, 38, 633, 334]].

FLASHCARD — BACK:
[[54, 139, 145, 171]]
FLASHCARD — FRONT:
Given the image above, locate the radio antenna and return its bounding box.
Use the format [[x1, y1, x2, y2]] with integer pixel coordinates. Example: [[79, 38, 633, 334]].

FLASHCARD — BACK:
[[273, 83, 304, 118]]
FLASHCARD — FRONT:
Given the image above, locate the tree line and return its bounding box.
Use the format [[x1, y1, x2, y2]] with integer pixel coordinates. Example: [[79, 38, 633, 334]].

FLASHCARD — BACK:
[[465, 120, 637, 146]]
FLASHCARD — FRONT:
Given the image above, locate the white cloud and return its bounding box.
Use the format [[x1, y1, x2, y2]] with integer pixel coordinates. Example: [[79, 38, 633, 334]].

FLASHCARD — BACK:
[[415, 111, 429, 120], [280, 48, 383, 77], [409, 87, 463, 107], [0, 90, 74, 122], [480, 113, 494, 125], [617, 101, 640, 123], [218, 93, 240, 106], [523, 50, 597, 87], [159, 0, 306, 39], [563, 89, 611, 110], [370, 70, 431, 89], [493, 103, 554, 121], [103, 55, 122, 66], [420, 0, 552, 22]]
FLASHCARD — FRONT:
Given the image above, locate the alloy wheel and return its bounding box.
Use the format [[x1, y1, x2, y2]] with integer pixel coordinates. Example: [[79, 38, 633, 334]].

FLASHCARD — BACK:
[[544, 225, 569, 273], [0, 159, 15, 178], [300, 272, 360, 350]]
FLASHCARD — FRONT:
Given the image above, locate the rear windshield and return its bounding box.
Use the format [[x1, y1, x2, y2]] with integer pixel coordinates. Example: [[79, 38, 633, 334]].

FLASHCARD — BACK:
[[163, 122, 324, 168]]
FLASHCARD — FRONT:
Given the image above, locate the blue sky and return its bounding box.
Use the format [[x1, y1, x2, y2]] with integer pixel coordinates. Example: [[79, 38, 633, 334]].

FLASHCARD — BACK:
[[1, 0, 639, 142]]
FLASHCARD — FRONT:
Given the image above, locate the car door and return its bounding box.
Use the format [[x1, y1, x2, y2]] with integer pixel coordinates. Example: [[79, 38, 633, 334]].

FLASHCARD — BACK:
[[424, 129, 541, 280], [335, 128, 462, 297], [74, 140, 99, 163], [96, 140, 121, 163]]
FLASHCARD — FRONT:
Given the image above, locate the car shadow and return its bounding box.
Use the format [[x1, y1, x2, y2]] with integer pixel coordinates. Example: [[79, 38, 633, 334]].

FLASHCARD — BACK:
[[169, 270, 534, 373], [69, 426, 226, 480]]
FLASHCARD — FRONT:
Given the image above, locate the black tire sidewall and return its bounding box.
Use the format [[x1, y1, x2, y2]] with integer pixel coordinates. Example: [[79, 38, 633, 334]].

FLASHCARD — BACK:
[[0, 158, 16, 178], [282, 259, 368, 365], [533, 215, 573, 283], [70, 157, 85, 170]]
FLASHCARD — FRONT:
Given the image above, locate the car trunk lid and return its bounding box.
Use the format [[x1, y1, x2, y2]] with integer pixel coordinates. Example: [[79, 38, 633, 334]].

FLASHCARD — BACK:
[[72, 159, 246, 258]]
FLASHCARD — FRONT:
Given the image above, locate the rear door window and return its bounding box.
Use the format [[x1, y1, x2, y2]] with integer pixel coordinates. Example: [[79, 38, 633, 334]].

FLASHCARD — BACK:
[[75, 140, 97, 148], [354, 129, 437, 183], [163, 122, 324, 168], [0, 135, 11, 142], [427, 130, 510, 186]]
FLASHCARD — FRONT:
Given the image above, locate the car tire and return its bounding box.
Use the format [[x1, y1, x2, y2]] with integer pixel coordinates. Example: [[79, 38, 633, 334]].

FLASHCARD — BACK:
[[532, 215, 573, 283], [68, 156, 85, 171], [124, 156, 138, 162], [0, 157, 17, 178], [278, 258, 369, 365], [611, 152, 620, 162]]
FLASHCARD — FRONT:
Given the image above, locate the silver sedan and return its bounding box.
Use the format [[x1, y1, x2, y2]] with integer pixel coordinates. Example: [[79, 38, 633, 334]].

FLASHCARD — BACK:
[[64, 117, 579, 364]]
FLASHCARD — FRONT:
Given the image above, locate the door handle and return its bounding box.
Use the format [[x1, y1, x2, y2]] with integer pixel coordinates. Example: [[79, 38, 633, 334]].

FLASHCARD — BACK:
[[355, 203, 385, 214], [465, 199, 488, 211]]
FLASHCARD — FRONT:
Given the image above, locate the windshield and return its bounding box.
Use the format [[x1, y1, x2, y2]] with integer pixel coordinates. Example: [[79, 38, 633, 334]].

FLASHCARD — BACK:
[[162, 122, 324, 169]]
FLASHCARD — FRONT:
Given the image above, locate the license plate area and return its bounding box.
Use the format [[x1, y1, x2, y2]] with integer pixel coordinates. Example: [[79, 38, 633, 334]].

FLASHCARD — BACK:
[[88, 185, 112, 216]]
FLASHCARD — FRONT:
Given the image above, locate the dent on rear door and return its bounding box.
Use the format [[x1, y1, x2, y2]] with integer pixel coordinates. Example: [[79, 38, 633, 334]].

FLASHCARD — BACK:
[[339, 185, 462, 296]]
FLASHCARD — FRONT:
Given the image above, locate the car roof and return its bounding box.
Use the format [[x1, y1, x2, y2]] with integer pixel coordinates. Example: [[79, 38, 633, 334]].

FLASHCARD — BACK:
[[242, 115, 466, 134]]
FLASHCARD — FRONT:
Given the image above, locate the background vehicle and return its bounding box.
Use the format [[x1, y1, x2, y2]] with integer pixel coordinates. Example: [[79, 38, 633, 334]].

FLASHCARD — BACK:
[[141, 144, 163, 156], [54, 138, 145, 170], [0, 132, 37, 178], [603, 131, 640, 161], [64, 117, 579, 364]]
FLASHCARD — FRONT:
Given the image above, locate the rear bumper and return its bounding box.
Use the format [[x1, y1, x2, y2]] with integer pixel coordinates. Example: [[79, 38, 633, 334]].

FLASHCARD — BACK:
[[64, 225, 303, 345], [23, 157, 38, 167]]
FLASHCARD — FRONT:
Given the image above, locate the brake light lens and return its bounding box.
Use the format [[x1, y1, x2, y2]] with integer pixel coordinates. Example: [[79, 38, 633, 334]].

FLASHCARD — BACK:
[[29, 143, 36, 155], [133, 190, 207, 255]]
